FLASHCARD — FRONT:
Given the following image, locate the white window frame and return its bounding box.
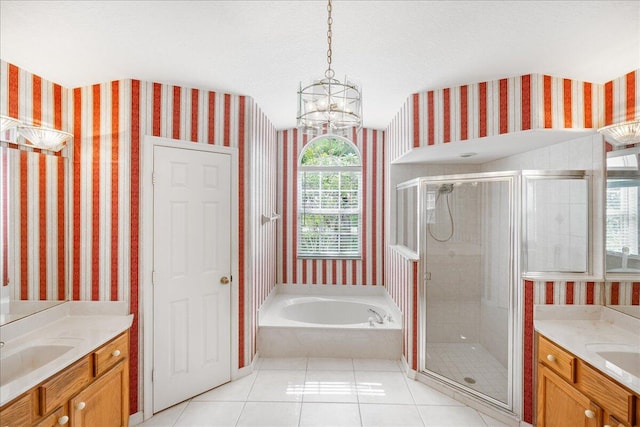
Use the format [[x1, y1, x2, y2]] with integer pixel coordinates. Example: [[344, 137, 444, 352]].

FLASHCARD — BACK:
[[297, 136, 362, 259]]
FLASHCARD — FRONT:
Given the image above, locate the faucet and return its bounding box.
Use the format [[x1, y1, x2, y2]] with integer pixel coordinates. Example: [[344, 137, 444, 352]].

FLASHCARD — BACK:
[[368, 308, 384, 324]]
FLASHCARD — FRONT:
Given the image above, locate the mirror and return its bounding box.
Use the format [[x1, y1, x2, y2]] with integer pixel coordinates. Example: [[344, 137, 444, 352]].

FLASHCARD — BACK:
[[0, 139, 69, 325], [605, 145, 640, 318], [522, 172, 591, 275]]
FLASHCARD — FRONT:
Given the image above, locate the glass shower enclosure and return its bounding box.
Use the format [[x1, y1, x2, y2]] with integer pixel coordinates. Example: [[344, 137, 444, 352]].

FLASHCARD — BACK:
[[397, 171, 518, 411], [396, 170, 591, 415], [423, 174, 514, 408]]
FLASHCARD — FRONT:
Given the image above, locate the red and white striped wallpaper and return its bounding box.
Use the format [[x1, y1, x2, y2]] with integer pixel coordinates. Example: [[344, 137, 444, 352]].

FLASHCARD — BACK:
[[604, 69, 638, 126], [0, 61, 68, 300], [384, 247, 419, 371], [248, 103, 278, 363], [2, 60, 278, 414], [409, 74, 603, 149], [395, 70, 640, 158], [2, 147, 67, 300], [276, 128, 385, 286]]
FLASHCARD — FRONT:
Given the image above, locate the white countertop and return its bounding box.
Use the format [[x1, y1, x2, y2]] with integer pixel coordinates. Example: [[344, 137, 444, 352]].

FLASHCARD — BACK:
[[0, 302, 133, 406], [534, 305, 640, 395]]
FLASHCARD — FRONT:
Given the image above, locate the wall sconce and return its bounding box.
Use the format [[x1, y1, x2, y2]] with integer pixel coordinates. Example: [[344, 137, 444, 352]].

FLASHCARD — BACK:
[[0, 115, 72, 152], [17, 125, 73, 152], [0, 115, 21, 140], [598, 119, 640, 147]]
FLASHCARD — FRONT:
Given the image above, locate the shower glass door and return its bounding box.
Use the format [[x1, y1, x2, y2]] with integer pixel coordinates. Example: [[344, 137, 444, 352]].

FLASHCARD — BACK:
[[422, 176, 513, 407]]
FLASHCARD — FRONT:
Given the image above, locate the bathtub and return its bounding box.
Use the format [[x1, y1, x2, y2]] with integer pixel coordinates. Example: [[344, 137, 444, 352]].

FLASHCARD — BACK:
[[258, 287, 402, 359]]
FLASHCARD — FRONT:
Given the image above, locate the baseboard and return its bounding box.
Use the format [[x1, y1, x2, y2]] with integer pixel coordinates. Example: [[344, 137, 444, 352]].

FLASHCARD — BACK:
[[232, 352, 260, 380], [399, 356, 417, 379], [128, 411, 143, 426]]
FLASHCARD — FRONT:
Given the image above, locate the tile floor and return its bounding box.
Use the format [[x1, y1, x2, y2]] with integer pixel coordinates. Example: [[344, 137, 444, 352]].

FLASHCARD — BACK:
[[135, 357, 511, 427], [426, 343, 509, 403]]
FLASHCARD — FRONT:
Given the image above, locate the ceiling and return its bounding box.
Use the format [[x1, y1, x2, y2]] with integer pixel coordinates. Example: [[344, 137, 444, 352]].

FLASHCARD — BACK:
[[1, 1, 639, 131]]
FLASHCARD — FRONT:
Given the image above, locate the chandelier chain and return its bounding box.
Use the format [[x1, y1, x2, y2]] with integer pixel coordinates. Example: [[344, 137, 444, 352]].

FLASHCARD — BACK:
[[297, 0, 362, 135], [326, 0, 334, 79]]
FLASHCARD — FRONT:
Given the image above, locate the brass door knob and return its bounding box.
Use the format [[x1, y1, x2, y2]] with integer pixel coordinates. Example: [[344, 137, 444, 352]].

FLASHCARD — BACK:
[[220, 276, 230, 285]]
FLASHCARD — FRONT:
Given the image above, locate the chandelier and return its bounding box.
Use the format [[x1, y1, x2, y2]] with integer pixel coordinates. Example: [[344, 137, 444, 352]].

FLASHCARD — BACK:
[[297, 0, 362, 135], [598, 119, 640, 147]]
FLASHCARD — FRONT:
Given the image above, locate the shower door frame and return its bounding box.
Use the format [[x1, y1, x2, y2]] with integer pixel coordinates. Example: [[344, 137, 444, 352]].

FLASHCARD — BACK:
[[415, 170, 522, 416]]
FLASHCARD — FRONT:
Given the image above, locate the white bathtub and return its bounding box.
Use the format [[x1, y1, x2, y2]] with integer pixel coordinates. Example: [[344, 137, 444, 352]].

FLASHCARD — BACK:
[[258, 287, 402, 359]]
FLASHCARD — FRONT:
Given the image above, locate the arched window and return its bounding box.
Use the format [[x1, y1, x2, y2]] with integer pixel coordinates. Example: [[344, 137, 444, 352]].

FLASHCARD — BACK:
[[298, 135, 361, 258]]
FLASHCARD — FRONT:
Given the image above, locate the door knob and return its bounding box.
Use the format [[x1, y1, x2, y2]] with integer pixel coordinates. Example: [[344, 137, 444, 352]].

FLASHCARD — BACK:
[[220, 276, 230, 285]]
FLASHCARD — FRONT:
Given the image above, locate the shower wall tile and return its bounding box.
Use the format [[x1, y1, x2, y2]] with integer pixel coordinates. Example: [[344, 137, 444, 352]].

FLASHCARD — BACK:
[[479, 304, 509, 367]]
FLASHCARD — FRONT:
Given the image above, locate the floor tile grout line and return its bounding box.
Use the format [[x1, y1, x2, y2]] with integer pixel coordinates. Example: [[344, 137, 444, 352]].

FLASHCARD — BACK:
[[170, 400, 189, 427], [233, 401, 248, 427], [298, 360, 309, 426]]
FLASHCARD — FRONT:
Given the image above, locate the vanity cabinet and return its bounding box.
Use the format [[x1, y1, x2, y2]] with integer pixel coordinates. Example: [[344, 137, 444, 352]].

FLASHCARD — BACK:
[[70, 360, 127, 426], [0, 330, 129, 427], [537, 334, 640, 427], [538, 363, 601, 426], [0, 391, 36, 426]]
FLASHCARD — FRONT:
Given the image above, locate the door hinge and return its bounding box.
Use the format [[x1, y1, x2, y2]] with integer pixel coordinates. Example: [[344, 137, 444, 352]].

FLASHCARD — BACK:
[[151, 369, 154, 382], [152, 271, 156, 285], [425, 272, 432, 281], [152, 172, 156, 185]]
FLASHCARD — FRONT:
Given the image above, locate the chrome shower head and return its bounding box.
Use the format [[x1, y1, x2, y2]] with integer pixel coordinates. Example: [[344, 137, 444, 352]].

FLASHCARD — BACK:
[[438, 184, 454, 194]]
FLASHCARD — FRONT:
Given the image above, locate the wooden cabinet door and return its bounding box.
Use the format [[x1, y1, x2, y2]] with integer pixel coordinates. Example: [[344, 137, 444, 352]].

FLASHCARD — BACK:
[[537, 363, 601, 427], [69, 361, 128, 427]]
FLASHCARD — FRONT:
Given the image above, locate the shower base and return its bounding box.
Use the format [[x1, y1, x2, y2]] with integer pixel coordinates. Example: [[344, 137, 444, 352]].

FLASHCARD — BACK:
[[425, 342, 508, 403]]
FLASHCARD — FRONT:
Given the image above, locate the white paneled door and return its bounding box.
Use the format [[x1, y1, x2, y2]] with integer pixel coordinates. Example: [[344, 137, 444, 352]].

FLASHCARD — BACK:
[[152, 145, 232, 413]]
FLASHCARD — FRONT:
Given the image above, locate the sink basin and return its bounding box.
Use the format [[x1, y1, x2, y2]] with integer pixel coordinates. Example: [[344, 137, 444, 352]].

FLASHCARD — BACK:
[[597, 351, 640, 377], [586, 343, 640, 377], [0, 344, 74, 386]]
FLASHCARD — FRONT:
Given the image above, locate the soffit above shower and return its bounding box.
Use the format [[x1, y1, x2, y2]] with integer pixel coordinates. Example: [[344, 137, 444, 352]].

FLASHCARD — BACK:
[[392, 129, 597, 164]]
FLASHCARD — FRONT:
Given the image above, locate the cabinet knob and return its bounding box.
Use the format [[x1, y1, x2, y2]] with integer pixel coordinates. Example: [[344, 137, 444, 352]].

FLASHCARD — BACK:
[[76, 401, 86, 411], [584, 409, 595, 419], [58, 415, 69, 425], [546, 354, 557, 362], [112, 349, 121, 357]]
